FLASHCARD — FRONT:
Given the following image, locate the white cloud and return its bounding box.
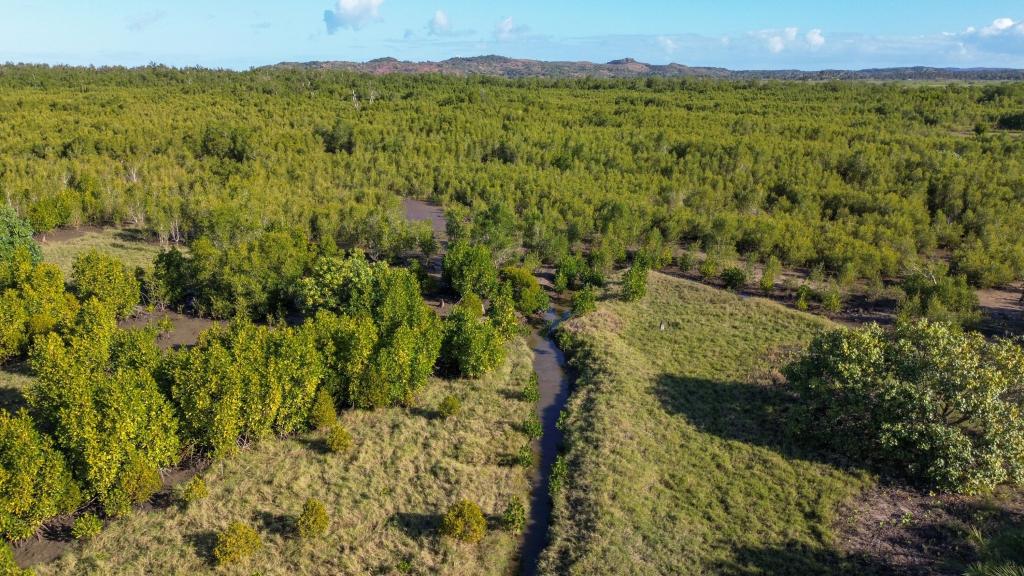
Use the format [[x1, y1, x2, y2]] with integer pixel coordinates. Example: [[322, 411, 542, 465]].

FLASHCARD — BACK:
[[767, 36, 786, 53], [981, 17, 1015, 36], [657, 36, 679, 54], [496, 16, 527, 41], [783, 27, 798, 42], [428, 10, 451, 35], [806, 29, 826, 48], [323, 0, 384, 34]]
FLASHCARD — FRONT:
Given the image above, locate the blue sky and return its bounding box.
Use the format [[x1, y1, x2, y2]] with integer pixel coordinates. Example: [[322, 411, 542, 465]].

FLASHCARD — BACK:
[[2, 0, 1023, 70]]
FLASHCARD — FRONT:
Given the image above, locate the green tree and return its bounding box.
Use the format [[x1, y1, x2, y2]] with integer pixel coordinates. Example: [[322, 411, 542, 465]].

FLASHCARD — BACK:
[[441, 294, 506, 378], [443, 241, 498, 299], [786, 320, 1024, 494], [71, 250, 141, 319], [0, 206, 41, 266], [0, 411, 81, 541], [572, 285, 597, 316], [621, 264, 648, 302]]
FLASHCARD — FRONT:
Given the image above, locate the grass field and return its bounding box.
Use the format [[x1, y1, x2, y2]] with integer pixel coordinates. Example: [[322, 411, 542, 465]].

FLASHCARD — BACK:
[[539, 272, 875, 575], [38, 228, 166, 275], [34, 338, 536, 576]]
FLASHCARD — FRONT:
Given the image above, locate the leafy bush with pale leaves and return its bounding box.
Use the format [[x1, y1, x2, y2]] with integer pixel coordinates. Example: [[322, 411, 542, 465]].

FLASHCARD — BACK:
[[296, 498, 330, 539], [213, 521, 262, 566], [786, 320, 1024, 494], [439, 500, 486, 543]]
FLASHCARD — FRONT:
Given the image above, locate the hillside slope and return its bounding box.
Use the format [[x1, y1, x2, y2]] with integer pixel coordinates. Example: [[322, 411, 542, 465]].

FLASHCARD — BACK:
[[540, 272, 874, 575]]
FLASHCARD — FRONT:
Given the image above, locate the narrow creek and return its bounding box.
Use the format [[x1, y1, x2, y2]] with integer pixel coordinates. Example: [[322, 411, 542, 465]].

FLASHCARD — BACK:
[[519, 308, 572, 576]]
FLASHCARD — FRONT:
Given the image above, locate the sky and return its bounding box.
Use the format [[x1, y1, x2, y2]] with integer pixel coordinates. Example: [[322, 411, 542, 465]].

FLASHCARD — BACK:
[[1, 1, 1024, 70]]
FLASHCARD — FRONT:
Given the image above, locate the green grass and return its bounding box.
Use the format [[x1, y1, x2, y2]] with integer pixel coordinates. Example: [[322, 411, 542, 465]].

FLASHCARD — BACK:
[[35, 339, 536, 576], [38, 229, 165, 275], [540, 272, 874, 575]]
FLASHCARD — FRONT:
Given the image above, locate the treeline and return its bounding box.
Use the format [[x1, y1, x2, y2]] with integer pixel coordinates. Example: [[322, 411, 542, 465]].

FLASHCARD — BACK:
[[1, 65, 1023, 291], [0, 211, 526, 545]]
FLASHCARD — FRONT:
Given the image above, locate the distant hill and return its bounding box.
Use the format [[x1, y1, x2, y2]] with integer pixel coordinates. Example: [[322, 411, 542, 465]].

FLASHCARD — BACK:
[[272, 56, 1024, 81]]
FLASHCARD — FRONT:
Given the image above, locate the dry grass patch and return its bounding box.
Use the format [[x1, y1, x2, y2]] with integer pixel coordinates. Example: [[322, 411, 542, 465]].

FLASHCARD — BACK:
[[34, 338, 535, 576], [38, 228, 166, 275]]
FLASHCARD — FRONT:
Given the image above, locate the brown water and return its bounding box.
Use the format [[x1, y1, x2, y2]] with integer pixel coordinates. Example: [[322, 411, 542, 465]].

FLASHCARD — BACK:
[[520, 307, 571, 576]]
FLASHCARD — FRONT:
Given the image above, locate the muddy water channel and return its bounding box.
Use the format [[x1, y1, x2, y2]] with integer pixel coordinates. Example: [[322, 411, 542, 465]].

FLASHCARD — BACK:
[[402, 198, 572, 573], [519, 308, 572, 576]]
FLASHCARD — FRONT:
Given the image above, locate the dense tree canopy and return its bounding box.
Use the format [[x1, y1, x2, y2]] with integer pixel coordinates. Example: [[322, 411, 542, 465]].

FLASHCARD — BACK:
[[786, 320, 1024, 494]]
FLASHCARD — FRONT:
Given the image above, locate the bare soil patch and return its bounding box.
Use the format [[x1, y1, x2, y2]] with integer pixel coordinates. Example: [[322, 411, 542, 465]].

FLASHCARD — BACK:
[[836, 485, 1024, 575], [120, 310, 217, 350]]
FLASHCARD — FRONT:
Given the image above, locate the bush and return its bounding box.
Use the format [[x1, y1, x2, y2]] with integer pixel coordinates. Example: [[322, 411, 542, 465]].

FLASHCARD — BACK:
[[488, 281, 520, 339], [621, 264, 648, 302], [438, 395, 462, 419], [0, 411, 81, 541], [443, 241, 498, 298], [71, 513, 103, 540], [0, 542, 31, 575], [310, 387, 337, 430], [676, 251, 695, 273], [71, 250, 141, 319], [786, 320, 1024, 494], [213, 521, 262, 566], [820, 284, 843, 314], [440, 294, 506, 378], [795, 284, 813, 311], [549, 455, 568, 498], [326, 424, 353, 454], [698, 256, 720, 280], [522, 414, 542, 439], [760, 256, 781, 293], [439, 500, 487, 543], [515, 444, 535, 468], [0, 206, 41, 267], [899, 263, 980, 326], [500, 266, 549, 314], [501, 498, 526, 533], [720, 267, 747, 291], [524, 373, 540, 403], [297, 498, 330, 539], [174, 476, 209, 507], [572, 285, 597, 316], [104, 453, 163, 516]]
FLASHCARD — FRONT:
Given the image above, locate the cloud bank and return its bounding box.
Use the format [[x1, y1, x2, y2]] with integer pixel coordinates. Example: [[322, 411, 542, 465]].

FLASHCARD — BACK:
[[324, 0, 384, 34]]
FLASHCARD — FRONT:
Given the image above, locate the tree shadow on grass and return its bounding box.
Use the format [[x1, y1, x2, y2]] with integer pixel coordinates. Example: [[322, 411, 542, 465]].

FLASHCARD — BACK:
[[652, 373, 841, 467], [296, 435, 331, 455], [185, 530, 218, 565], [254, 510, 294, 536], [710, 540, 896, 576], [0, 386, 27, 413], [390, 512, 441, 539]]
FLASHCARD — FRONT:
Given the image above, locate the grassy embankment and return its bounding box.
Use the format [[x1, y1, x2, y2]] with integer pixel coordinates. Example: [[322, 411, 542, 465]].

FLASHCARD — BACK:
[[540, 272, 875, 575], [33, 336, 534, 575]]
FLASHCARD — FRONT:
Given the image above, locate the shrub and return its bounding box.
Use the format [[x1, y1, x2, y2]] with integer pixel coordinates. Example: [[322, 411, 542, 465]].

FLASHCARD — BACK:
[[515, 444, 535, 468], [820, 284, 843, 314], [310, 388, 337, 430], [549, 455, 568, 498], [621, 264, 648, 302], [318, 117, 355, 154], [213, 521, 262, 566], [899, 263, 980, 326], [676, 251, 695, 273], [103, 454, 163, 516], [795, 284, 813, 311], [0, 206, 41, 267], [572, 286, 597, 316], [439, 500, 487, 543], [698, 256, 720, 280], [501, 498, 526, 533], [488, 281, 520, 339], [524, 373, 540, 403], [0, 411, 81, 541], [720, 267, 747, 291], [786, 320, 1024, 494], [326, 424, 353, 454], [760, 256, 781, 293], [438, 395, 462, 419], [522, 414, 542, 439], [297, 498, 330, 539], [0, 542, 31, 576], [440, 294, 506, 378], [500, 266, 548, 314], [443, 241, 498, 298], [71, 250, 141, 319], [174, 476, 209, 507], [71, 513, 103, 540]]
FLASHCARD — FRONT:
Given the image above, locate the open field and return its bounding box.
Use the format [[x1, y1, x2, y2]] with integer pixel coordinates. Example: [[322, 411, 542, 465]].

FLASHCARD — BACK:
[[38, 228, 166, 275], [541, 272, 873, 574], [31, 339, 536, 576]]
